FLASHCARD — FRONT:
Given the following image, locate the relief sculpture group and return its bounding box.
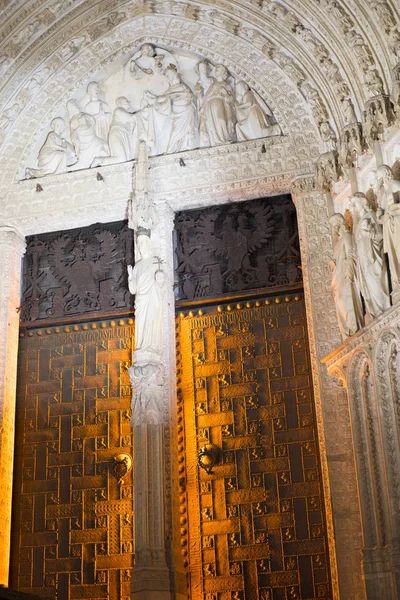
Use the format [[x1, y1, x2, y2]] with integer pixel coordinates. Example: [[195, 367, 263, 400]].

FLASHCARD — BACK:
[[26, 44, 280, 179]]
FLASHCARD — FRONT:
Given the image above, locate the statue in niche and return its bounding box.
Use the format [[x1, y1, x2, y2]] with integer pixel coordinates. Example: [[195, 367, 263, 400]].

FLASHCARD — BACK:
[[108, 96, 138, 162], [127, 231, 166, 362], [319, 121, 337, 153], [342, 97, 357, 125], [234, 81, 280, 141], [364, 68, 385, 96], [67, 99, 109, 169], [329, 213, 363, 337], [82, 82, 111, 142], [25, 117, 76, 178], [375, 165, 400, 303], [124, 44, 165, 79], [197, 63, 236, 146], [351, 193, 391, 320]]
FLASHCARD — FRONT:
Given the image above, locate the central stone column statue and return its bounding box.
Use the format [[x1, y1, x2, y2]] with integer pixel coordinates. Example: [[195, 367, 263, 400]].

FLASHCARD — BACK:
[[127, 142, 187, 599]]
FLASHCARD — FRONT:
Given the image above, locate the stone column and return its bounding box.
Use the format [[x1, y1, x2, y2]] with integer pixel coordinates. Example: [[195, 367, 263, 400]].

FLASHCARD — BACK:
[[129, 201, 187, 600], [291, 176, 366, 600], [0, 226, 25, 585]]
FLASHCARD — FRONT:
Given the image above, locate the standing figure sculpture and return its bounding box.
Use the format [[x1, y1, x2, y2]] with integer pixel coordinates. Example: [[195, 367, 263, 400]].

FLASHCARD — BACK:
[[67, 100, 109, 168], [127, 231, 165, 361], [198, 63, 236, 146], [235, 81, 279, 141], [158, 64, 195, 153], [83, 81, 111, 142], [25, 117, 76, 178], [329, 213, 364, 337], [108, 96, 138, 161], [351, 193, 391, 320], [376, 164, 400, 304]]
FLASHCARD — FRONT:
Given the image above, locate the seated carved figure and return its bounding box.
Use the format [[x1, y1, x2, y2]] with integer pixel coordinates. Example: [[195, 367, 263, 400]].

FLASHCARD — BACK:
[[67, 99, 109, 169], [26, 117, 76, 179], [235, 81, 280, 141]]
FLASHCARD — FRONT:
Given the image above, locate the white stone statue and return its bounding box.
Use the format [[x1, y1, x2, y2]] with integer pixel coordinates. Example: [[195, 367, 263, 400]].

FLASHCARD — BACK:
[[364, 68, 385, 96], [108, 96, 138, 161], [319, 121, 337, 153], [198, 63, 236, 146], [124, 44, 165, 79], [127, 231, 166, 362], [25, 117, 76, 178], [351, 193, 391, 320], [146, 65, 195, 154], [195, 59, 215, 108], [234, 81, 280, 141], [375, 165, 400, 304], [342, 97, 357, 125], [329, 213, 364, 337], [82, 82, 111, 142], [67, 99, 109, 169]]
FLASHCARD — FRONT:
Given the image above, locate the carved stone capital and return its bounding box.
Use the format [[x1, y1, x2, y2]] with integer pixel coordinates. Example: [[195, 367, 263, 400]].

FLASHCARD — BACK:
[[291, 173, 317, 198]]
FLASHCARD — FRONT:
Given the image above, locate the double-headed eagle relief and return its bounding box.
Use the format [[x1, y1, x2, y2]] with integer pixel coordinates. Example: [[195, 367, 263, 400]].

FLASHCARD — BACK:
[[25, 44, 281, 178]]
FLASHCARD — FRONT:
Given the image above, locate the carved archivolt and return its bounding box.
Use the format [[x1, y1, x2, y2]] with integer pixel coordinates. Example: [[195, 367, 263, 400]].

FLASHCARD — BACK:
[[0, 0, 399, 189]]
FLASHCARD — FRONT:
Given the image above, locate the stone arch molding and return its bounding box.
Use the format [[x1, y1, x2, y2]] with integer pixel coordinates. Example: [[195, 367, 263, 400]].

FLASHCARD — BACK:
[[0, 0, 398, 187], [1, 13, 324, 186]]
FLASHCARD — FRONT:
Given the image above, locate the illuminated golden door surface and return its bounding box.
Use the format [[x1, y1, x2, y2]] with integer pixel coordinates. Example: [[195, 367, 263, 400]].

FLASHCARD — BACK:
[[177, 294, 332, 600], [10, 319, 134, 600]]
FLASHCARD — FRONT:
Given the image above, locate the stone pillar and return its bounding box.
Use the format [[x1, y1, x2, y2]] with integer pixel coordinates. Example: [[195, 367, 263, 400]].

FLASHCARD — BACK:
[[291, 176, 366, 600], [0, 226, 25, 585], [129, 201, 187, 600]]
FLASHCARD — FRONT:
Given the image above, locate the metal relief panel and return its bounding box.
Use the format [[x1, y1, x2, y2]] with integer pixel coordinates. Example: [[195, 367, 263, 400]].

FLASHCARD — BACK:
[[174, 196, 301, 302], [11, 319, 134, 600], [177, 296, 332, 600], [21, 221, 134, 323]]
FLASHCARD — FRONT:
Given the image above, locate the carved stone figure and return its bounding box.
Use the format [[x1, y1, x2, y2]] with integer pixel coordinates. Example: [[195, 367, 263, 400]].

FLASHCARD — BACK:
[[375, 165, 400, 303], [67, 99, 109, 169], [341, 97, 357, 125], [364, 68, 385, 96], [195, 59, 215, 111], [125, 44, 164, 79], [25, 117, 76, 178], [351, 193, 391, 320], [129, 363, 164, 426], [198, 64, 235, 146], [329, 213, 363, 337], [83, 82, 111, 142], [156, 64, 196, 153], [235, 81, 280, 141], [319, 120, 337, 152], [108, 96, 138, 161], [127, 232, 165, 361]]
